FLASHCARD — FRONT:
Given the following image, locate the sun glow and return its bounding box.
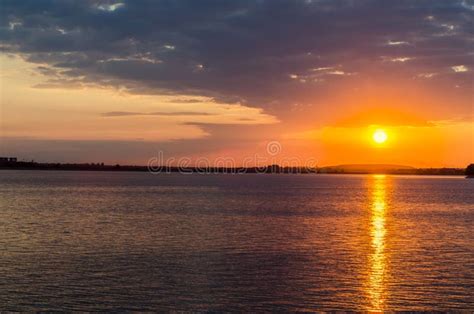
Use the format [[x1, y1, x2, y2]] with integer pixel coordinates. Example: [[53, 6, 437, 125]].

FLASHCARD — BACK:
[[373, 129, 388, 144]]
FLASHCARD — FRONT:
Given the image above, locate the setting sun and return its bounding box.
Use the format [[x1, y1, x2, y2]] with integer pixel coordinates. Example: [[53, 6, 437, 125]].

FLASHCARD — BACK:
[[373, 129, 388, 144]]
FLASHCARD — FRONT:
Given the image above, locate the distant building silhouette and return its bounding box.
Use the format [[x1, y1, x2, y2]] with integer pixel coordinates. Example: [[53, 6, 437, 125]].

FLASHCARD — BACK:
[[0, 157, 17, 163]]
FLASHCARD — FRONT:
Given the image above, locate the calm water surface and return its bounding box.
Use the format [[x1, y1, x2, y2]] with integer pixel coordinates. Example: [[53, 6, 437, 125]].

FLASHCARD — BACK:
[[1, 170, 473, 311]]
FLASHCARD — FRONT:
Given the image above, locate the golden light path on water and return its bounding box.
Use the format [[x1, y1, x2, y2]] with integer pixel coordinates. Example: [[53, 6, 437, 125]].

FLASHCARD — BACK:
[[368, 174, 388, 311]]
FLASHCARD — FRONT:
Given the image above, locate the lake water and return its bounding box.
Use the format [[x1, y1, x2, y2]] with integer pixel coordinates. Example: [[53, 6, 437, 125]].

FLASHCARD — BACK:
[[1, 170, 473, 311]]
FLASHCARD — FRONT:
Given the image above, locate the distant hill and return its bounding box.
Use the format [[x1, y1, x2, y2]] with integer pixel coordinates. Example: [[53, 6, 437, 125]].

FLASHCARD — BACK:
[[320, 164, 414, 174]]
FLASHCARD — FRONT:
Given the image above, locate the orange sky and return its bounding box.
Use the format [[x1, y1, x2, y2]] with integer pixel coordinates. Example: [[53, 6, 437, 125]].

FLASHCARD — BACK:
[[0, 1, 473, 167], [1, 55, 473, 167]]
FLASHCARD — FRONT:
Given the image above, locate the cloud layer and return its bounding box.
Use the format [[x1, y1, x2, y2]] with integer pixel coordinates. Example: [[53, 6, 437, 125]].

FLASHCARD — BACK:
[[1, 0, 472, 111]]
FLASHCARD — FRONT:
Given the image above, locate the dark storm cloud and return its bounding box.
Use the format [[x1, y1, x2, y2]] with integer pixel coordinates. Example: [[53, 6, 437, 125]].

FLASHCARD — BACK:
[[1, 0, 473, 109]]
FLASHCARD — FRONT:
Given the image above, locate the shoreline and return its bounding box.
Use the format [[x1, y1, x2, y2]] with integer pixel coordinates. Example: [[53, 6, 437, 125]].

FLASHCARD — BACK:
[[0, 164, 467, 176]]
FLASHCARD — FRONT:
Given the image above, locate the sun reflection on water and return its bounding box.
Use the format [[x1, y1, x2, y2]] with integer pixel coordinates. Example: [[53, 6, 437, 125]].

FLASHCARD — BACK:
[[368, 174, 388, 311]]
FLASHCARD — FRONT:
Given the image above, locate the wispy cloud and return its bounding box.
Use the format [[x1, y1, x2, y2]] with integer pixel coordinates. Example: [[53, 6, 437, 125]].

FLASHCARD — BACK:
[[417, 73, 437, 79], [96, 2, 125, 12], [102, 111, 215, 117], [452, 65, 468, 72], [389, 57, 413, 62], [311, 67, 334, 72], [386, 40, 410, 46], [167, 98, 206, 104], [326, 70, 350, 75]]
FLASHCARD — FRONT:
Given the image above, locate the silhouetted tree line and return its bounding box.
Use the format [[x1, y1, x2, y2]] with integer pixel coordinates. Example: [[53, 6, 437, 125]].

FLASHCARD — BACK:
[[0, 159, 472, 176], [466, 164, 474, 177]]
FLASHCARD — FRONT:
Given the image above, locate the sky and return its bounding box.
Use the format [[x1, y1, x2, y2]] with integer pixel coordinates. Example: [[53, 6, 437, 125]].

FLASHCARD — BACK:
[[0, 0, 473, 167]]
